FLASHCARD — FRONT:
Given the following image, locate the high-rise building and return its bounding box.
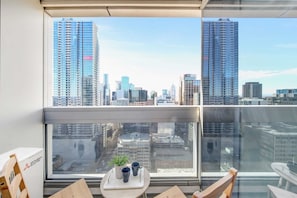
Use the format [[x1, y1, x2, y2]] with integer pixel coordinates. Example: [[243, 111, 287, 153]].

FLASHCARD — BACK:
[[170, 84, 176, 102], [179, 74, 200, 105], [202, 19, 240, 171], [112, 76, 131, 102], [265, 89, 297, 105], [129, 88, 148, 103], [117, 132, 151, 170], [276, 89, 297, 98], [242, 82, 262, 99], [121, 76, 130, 99], [260, 128, 297, 163], [103, 74, 110, 105], [52, 18, 102, 165], [53, 18, 99, 106], [202, 18, 239, 105]]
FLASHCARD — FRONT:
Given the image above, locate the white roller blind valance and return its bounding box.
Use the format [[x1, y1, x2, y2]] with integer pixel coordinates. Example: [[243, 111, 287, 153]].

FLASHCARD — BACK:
[[41, 0, 297, 18], [40, 0, 202, 17]]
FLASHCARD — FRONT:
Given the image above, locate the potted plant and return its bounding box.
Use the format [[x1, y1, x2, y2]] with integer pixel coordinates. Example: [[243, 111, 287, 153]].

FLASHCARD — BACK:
[[109, 155, 129, 179]]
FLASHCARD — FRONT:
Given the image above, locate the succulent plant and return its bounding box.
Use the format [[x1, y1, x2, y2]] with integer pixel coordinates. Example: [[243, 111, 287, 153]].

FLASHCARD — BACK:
[[109, 155, 129, 166]]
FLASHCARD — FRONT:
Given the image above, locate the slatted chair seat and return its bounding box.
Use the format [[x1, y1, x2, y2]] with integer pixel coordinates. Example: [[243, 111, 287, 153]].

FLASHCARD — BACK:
[[0, 154, 29, 198]]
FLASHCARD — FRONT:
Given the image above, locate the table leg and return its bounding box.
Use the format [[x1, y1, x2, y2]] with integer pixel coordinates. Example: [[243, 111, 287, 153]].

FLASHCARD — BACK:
[[267, 189, 271, 198], [142, 192, 147, 198], [277, 177, 283, 187], [285, 181, 291, 191]]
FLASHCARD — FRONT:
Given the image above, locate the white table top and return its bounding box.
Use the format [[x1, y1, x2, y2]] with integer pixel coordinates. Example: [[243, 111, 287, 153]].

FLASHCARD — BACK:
[[100, 167, 150, 198], [103, 167, 145, 189], [271, 162, 297, 186]]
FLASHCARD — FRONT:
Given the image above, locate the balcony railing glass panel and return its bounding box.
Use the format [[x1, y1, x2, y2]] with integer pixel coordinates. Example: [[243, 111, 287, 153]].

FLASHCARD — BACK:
[[47, 122, 197, 178], [44, 106, 199, 179], [202, 106, 297, 175]]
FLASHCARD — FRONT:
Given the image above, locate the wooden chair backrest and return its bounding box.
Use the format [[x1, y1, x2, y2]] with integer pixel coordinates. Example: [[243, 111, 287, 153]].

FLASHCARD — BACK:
[[0, 154, 29, 198], [153, 185, 187, 198], [192, 168, 238, 198], [49, 178, 93, 198]]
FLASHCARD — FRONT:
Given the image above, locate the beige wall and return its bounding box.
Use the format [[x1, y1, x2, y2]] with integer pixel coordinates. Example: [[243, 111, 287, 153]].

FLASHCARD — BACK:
[[0, 0, 44, 153]]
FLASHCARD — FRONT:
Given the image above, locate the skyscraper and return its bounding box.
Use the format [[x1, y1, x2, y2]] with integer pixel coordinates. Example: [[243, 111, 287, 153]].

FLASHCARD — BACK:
[[53, 18, 99, 106], [202, 19, 240, 171], [52, 18, 102, 167], [103, 74, 110, 105], [121, 76, 130, 99], [179, 74, 200, 105], [202, 18, 239, 105], [242, 82, 262, 99], [170, 84, 176, 102]]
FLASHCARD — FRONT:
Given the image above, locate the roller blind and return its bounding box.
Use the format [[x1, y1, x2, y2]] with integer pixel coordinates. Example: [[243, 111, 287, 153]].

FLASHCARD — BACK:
[[40, 0, 202, 17]]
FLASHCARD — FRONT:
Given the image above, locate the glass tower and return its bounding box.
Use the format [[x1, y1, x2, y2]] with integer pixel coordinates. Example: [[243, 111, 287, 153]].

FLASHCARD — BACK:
[[202, 18, 239, 105], [103, 73, 110, 105], [202, 19, 240, 172], [53, 18, 99, 106], [121, 76, 130, 99], [52, 19, 103, 172]]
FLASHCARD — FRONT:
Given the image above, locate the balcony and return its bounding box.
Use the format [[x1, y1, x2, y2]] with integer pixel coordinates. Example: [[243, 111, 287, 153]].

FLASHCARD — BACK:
[[2, 0, 297, 197], [43, 106, 297, 197]]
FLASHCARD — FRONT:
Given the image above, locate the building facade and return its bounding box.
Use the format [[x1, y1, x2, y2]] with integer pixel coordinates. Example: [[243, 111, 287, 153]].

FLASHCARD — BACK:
[[264, 89, 297, 105], [258, 123, 297, 163], [242, 82, 262, 99], [179, 74, 200, 105], [276, 89, 297, 98], [117, 132, 151, 170], [202, 18, 239, 105], [129, 88, 148, 103], [52, 19, 103, 170], [121, 76, 130, 99], [53, 18, 99, 106], [202, 19, 240, 171], [103, 74, 110, 105]]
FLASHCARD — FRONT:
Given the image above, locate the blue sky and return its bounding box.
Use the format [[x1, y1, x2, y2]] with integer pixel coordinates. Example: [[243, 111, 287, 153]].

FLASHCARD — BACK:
[[237, 18, 297, 96], [78, 17, 297, 96]]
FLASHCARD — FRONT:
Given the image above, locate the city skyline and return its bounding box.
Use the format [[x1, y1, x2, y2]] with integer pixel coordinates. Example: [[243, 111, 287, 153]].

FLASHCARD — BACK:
[[56, 17, 297, 97], [88, 17, 201, 96]]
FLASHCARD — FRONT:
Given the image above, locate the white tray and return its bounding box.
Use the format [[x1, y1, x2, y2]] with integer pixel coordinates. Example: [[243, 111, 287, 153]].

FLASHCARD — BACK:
[[103, 167, 145, 190]]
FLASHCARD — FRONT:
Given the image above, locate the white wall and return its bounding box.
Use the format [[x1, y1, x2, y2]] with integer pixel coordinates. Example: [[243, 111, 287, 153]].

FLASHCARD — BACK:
[[0, 0, 44, 153]]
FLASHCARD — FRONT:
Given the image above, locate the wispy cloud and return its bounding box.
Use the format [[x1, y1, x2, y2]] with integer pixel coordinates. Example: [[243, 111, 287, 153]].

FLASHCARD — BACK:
[[239, 70, 279, 80], [101, 39, 145, 48], [275, 43, 297, 49], [280, 67, 297, 75], [239, 68, 297, 81]]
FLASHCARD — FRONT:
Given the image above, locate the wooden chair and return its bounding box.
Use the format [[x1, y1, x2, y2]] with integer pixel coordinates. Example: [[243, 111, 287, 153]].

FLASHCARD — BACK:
[[49, 178, 93, 198], [154, 168, 237, 198], [0, 154, 29, 198], [192, 168, 238, 198]]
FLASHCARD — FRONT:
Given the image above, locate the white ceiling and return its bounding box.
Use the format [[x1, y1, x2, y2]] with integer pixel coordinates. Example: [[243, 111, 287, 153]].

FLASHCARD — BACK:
[[41, 0, 297, 17]]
